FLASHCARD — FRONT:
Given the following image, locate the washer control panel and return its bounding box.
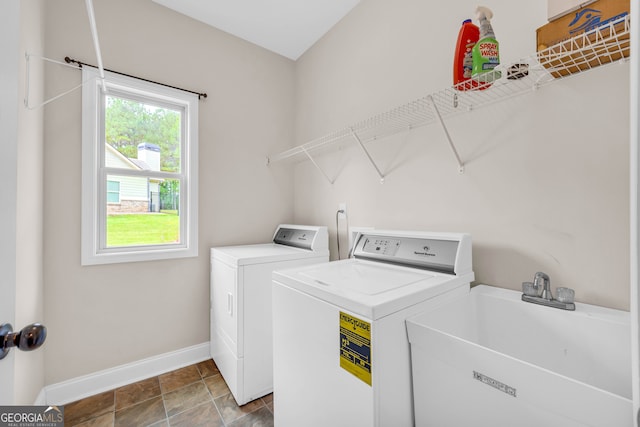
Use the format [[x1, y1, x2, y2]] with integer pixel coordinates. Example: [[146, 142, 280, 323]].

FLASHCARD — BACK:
[[273, 226, 323, 250], [353, 232, 461, 274], [361, 238, 401, 257]]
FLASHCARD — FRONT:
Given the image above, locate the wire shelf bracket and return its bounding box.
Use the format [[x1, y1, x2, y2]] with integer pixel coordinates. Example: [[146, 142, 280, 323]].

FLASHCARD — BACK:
[[84, 0, 106, 93], [302, 146, 335, 185], [427, 95, 465, 174], [24, 0, 106, 109], [24, 53, 90, 110], [351, 128, 385, 183]]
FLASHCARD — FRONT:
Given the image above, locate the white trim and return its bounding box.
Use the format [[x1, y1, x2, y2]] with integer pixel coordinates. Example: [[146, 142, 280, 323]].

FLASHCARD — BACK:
[[632, 0, 640, 421], [41, 342, 210, 405], [33, 388, 46, 406]]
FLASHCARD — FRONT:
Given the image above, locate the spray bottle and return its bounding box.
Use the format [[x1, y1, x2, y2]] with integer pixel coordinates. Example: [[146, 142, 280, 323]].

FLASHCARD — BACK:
[[472, 6, 501, 84]]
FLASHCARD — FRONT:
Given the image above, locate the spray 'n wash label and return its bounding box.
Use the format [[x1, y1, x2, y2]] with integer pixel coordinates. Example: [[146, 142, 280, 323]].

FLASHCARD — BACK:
[[472, 6, 501, 84]]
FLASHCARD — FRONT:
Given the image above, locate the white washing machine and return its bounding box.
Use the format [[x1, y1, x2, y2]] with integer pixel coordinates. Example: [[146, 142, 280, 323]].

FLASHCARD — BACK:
[[210, 224, 329, 405], [272, 230, 474, 427]]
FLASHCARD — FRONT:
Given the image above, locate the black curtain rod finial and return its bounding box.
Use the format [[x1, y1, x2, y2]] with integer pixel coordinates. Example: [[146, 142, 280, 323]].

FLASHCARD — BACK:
[[65, 56, 83, 68]]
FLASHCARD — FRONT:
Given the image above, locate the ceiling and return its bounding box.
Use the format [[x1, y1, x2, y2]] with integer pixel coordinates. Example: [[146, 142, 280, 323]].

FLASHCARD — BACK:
[[151, 0, 361, 60]]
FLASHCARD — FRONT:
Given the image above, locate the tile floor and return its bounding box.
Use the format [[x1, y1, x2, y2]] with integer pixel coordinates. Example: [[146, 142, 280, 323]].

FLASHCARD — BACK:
[[63, 359, 274, 427]]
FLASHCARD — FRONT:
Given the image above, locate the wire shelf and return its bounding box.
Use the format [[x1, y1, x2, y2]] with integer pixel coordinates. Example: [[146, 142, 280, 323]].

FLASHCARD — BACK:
[[268, 14, 630, 176]]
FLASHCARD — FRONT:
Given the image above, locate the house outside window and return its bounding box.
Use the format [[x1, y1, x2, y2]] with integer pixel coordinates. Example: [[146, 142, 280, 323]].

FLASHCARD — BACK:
[[104, 143, 163, 214], [106, 180, 120, 204], [81, 68, 198, 265]]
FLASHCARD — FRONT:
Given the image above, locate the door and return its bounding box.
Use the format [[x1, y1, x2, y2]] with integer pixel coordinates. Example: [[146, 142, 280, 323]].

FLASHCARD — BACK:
[[0, 0, 20, 404]]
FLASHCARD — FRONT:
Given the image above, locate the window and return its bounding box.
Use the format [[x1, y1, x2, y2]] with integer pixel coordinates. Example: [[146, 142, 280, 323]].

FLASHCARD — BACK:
[[81, 68, 198, 265], [106, 180, 120, 203]]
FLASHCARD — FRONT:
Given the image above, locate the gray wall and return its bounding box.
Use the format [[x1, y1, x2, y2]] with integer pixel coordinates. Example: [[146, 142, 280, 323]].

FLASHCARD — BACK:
[[42, 0, 295, 384], [36, 0, 631, 389], [292, 0, 630, 310]]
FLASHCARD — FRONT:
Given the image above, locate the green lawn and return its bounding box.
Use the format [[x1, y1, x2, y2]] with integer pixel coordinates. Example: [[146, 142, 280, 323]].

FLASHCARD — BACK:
[[107, 213, 179, 246]]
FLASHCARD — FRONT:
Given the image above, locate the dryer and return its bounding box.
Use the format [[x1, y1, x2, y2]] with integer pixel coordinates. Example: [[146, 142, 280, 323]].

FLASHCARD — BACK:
[[272, 230, 474, 427], [210, 224, 328, 405]]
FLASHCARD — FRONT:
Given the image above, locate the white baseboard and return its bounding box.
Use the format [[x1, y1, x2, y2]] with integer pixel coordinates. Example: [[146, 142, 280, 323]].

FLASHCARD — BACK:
[[41, 342, 210, 405], [33, 388, 46, 405]]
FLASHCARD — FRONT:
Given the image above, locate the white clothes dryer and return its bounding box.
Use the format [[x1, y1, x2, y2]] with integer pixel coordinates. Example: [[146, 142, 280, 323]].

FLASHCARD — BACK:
[[210, 224, 328, 405], [272, 230, 474, 427]]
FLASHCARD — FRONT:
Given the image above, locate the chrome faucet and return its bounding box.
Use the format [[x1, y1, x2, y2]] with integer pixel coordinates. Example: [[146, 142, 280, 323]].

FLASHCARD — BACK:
[[522, 272, 575, 311], [534, 271, 552, 300]]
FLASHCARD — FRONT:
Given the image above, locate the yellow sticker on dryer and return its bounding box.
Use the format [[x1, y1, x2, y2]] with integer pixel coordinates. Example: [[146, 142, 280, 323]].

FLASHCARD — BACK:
[[339, 311, 372, 386]]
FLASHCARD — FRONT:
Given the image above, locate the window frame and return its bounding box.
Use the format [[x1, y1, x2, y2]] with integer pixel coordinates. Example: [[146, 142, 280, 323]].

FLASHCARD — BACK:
[[81, 68, 198, 265]]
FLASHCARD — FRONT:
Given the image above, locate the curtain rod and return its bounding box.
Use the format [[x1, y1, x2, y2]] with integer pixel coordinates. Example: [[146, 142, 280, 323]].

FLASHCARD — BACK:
[[64, 56, 208, 100]]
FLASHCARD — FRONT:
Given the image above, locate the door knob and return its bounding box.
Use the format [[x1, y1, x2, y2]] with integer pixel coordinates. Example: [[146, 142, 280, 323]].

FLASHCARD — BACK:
[[0, 323, 47, 360]]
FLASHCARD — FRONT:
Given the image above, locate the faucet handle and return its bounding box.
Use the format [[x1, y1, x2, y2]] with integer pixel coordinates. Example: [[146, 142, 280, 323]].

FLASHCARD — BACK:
[[556, 287, 575, 303]]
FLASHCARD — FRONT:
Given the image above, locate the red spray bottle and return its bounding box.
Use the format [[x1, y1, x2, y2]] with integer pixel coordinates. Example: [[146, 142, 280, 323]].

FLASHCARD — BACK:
[[453, 19, 480, 91]]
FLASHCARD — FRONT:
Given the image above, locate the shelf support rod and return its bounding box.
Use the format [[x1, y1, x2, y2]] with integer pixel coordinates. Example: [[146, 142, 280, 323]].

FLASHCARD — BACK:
[[301, 147, 335, 185], [427, 95, 465, 174], [84, 0, 107, 93], [350, 129, 385, 183]]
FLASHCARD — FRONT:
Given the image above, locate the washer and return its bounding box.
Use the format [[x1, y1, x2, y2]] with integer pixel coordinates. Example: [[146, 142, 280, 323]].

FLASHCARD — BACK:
[[210, 224, 329, 405], [272, 230, 474, 427]]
